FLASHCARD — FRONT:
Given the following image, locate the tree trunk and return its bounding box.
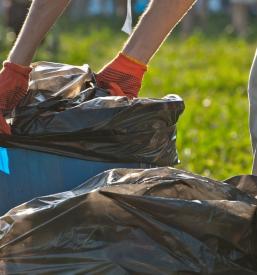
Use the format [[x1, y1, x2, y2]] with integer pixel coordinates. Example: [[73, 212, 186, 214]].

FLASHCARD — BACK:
[[198, 0, 208, 24], [231, 3, 249, 36], [69, 0, 90, 20], [115, 0, 127, 17], [4, 0, 31, 36], [181, 6, 197, 38]]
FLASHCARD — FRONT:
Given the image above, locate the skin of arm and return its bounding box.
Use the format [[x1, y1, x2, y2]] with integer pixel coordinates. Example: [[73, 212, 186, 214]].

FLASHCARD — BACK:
[[123, 0, 197, 64], [8, 0, 71, 66], [8, 0, 197, 67]]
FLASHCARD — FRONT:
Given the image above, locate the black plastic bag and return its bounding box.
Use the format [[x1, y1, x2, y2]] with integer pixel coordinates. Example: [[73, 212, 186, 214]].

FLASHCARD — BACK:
[[0, 62, 185, 166], [0, 167, 257, 274]]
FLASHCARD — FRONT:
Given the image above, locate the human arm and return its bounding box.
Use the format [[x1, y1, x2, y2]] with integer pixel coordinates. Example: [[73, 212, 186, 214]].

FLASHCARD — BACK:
[[9, 0, 71, 66], [123, 0, 197, 64], [96, 0, 197, 98], [0, 0, 71, 134]]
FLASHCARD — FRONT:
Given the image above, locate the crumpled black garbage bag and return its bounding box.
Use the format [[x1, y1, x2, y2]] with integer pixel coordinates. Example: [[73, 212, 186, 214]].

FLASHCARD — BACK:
[[0, 167, 257, 274], [0, 62, 185, 166]]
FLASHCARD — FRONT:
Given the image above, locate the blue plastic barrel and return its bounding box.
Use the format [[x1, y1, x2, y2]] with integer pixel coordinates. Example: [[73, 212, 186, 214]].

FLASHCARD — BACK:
[[0, 148, 151, 215]]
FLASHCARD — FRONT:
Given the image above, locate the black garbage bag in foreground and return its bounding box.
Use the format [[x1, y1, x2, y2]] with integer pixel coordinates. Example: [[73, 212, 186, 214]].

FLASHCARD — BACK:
[[0, 167, 257, 274], [0, 62, 185, 166]]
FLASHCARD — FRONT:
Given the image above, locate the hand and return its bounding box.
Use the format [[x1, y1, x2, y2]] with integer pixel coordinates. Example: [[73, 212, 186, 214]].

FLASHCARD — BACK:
[[95, 53, 147, 99], [0, 62, 32, 134]]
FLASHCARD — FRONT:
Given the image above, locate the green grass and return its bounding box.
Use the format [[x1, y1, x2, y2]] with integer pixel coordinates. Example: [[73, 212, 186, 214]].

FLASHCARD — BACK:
[[1, 17, 256, 180]]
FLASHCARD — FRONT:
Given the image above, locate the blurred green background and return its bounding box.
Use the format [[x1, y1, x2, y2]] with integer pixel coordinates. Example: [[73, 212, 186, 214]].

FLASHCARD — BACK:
[[1, 1, 257, 180]]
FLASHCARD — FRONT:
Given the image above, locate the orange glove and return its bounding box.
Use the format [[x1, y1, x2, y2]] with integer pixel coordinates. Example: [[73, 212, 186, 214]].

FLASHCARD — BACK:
[[0, 62, 32, 134], [95, 53, 147, 99]]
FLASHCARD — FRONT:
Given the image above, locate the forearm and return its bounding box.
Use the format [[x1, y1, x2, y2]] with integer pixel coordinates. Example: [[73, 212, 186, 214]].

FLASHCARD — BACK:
[[8, 0, 71, 66], [123, 0, 197, 64]]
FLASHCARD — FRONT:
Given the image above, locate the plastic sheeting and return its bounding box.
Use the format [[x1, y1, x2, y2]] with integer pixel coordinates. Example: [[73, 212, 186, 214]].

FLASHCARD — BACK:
[[0, 62, 185, 166], [0, 167, 257, 274]]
